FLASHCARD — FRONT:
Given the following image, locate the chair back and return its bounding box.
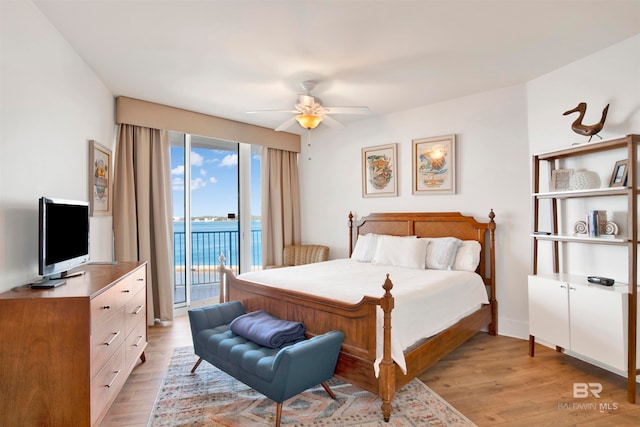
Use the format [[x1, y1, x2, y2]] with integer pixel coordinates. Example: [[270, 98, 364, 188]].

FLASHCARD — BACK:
[[283, 245, 329, 266]]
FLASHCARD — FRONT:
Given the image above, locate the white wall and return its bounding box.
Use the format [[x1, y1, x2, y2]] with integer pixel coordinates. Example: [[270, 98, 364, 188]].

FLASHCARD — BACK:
[[0, 0, 115, 292], [299, 84, 532, 339]]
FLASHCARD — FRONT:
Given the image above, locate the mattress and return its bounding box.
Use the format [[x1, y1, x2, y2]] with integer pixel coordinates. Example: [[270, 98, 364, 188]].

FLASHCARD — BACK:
[[237, 258, 489, 375]]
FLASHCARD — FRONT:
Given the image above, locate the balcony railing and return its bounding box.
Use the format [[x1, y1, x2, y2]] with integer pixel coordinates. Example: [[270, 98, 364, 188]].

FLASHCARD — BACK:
[[173, 229, 262, 304]]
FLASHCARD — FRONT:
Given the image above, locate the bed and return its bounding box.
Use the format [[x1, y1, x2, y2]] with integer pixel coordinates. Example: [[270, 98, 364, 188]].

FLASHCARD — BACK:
[[219, 211, 497, 421]]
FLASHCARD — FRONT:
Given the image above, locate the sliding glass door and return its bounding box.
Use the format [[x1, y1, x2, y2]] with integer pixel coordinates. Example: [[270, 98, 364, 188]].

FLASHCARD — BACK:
[[170, 132, 260, 309]]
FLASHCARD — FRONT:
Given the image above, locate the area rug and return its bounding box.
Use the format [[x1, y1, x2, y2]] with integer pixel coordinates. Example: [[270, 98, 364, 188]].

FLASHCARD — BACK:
[[148, 346, 476, 426]]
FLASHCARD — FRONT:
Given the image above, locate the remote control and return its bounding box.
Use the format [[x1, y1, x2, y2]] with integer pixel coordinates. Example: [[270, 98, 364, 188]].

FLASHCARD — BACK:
[[587, 276, 615, 286]]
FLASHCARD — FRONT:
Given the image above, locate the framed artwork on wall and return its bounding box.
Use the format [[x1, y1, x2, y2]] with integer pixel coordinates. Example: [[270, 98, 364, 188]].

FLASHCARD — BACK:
[[412, 134, 456, 194], [88, 140, 112, 216], [362, 143, 398, 197]]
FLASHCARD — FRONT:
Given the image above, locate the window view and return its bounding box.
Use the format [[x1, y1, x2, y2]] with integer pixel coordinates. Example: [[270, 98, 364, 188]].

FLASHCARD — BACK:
[[170, 132, 260, 308]]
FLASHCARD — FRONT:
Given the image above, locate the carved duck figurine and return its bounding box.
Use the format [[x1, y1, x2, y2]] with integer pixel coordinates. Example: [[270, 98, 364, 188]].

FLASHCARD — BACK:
[[563, 102, 609, 141]]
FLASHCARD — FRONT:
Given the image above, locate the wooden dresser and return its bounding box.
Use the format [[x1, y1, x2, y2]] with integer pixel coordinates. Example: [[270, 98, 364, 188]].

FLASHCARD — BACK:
[[0, 261, 147, 426]]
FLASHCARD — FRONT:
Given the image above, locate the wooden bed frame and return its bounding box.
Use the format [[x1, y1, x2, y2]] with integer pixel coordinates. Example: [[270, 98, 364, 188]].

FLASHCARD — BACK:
[[220, 211, 497, 421]]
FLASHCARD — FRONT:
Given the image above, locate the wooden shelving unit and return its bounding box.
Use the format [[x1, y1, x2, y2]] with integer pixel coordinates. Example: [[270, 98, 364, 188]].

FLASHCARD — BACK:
[[530, 134, 639, 403]]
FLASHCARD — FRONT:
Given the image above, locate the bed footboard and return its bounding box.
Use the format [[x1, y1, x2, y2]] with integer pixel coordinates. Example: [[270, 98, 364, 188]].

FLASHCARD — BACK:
[[220, 261, 397, 421]]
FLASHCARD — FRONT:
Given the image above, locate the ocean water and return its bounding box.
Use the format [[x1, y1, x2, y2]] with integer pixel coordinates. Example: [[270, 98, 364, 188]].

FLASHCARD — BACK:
[[173, 220, 262, 267]]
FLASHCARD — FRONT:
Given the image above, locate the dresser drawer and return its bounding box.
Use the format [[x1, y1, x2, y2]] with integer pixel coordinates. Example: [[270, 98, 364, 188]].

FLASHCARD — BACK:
[[90, 310, 125, 379], [121, 266, 146, 297], [90, 348, 126, 426], [90, 280, 128, 331], [125, 287, 146, 335], [125, 316, 147, 369]]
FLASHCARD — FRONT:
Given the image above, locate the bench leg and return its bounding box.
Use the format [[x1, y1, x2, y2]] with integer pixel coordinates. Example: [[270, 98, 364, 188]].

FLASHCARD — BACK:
[[321, 381, 337, 400], [275, 402, 282, 427], [190, 357, 203, 374]]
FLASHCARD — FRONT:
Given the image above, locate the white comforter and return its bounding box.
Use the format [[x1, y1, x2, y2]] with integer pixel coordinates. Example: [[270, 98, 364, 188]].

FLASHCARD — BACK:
[[237, 259, 489, 375]]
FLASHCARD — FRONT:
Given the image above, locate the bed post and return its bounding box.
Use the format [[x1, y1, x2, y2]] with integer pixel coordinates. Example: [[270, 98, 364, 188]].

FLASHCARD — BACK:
[[348, 211, 354, 257], [488, 209, 498, 335], [218, 253, 227, 303], [379, 274, 395, 422]]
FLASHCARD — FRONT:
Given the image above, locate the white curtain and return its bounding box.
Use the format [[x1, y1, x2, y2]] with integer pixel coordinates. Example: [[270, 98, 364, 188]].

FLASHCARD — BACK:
[[261, 147, 301, 267], [113, 124, 174, 325]]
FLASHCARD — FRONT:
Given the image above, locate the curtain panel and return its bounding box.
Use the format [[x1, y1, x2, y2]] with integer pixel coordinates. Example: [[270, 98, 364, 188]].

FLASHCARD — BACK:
[[261, 147, 301, 267], [113, 124, 174, 325]]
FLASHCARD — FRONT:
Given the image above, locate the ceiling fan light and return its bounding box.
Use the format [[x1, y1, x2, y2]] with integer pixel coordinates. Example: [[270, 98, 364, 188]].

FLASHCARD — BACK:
[[296, 114, 322, 129]]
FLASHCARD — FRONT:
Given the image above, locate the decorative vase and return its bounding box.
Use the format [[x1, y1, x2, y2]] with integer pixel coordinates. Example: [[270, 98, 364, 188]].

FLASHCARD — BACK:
[[569, 170, 600, 190]]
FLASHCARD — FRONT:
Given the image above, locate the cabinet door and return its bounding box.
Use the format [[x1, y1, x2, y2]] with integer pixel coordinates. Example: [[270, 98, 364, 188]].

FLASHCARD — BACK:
[[569, 284, 626, 370], [528, 276, 570, 348]]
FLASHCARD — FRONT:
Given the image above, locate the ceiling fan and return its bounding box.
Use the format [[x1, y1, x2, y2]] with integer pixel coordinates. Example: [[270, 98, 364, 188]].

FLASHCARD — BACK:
[[247, 81, 370, 131]]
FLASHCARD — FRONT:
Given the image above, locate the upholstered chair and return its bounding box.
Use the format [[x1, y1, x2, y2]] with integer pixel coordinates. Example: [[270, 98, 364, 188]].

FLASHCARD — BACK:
[[267, 244, 329, 269]]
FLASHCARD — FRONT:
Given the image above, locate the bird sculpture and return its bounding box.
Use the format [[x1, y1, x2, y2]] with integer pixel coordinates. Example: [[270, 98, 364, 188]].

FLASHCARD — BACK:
[[563, 102, 609, 141]]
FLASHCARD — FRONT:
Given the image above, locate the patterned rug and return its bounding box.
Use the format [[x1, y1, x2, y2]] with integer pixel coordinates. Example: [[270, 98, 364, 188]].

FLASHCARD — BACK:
[[148, 346, 476, 426]]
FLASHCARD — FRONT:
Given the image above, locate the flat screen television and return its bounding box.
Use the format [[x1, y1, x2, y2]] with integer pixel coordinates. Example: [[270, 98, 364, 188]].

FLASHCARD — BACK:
[[38, 196, 90, 281]]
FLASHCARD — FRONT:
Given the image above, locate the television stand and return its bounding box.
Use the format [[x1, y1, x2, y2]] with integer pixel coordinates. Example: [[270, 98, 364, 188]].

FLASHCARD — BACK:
[[0, 261, 148, 426], [31, 278, 66, 288]]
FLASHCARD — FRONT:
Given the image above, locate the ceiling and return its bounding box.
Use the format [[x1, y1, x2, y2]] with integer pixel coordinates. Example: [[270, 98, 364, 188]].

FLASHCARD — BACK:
[[34, 0, 640, 135]]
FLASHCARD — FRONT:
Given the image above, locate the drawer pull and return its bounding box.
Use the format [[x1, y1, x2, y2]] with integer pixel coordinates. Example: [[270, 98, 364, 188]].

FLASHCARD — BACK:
[[133, 305, 144, 315], [105, 370, 121, 388], [134, 335, 144, 347], [122, 289, 130, 293], [104, 331, 121, 346], [102, 305, 111, 310], [136, 278, 144, 281]]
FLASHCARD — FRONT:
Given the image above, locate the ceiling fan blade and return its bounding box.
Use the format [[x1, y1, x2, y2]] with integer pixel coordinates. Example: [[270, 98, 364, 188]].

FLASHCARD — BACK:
[[275, 116, 298, 132], [321, 115, 344, 129], [247, 109, 299, 114], [323, 106, 370, 115]]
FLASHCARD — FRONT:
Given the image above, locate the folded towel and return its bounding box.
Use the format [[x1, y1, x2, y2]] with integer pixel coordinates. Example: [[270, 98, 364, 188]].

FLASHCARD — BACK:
[[230, 310, 305, 348]]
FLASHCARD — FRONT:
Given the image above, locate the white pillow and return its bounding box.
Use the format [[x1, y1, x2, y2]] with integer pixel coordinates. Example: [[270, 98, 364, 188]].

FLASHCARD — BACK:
[[424, 237, 463, 270], [372, 235, 427, 269], [351, 233, 379, 262], [453, 240, 481, 272]]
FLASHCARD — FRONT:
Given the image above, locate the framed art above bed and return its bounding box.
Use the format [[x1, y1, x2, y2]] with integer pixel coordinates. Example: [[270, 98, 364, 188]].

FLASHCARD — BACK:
[[412, 134, 456, 195], [362, 143, 398, 198]]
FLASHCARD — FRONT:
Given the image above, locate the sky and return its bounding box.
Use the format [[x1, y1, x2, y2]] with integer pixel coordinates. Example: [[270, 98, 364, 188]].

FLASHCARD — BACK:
[[170, 145, 261, 219]]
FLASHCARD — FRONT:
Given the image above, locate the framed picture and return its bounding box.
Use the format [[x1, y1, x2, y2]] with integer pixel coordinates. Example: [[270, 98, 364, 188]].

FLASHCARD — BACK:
[[412, 134, 456, 194], [609, 159, 628, 187], [551, 169, 573, 191], [88, 140, 112, 216], [362, 143, 398, 197]]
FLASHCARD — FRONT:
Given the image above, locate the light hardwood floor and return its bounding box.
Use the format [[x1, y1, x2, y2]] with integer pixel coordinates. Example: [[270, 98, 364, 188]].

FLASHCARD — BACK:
[[101, 315, 640, 426]]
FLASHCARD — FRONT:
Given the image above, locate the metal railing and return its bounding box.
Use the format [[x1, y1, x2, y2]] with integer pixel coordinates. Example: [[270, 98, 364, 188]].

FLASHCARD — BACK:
[[173, 229, 262, 303]]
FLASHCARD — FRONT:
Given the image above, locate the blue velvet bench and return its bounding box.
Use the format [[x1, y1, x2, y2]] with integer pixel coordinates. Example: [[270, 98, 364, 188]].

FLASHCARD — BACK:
[[188, 301, 344, 426]]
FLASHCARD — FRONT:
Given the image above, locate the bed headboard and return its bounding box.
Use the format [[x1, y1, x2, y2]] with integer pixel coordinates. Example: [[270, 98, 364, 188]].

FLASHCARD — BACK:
[[348, 211, 496, 293]]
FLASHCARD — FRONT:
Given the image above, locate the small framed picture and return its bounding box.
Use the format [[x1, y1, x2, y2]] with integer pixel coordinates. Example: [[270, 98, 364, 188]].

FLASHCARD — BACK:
[[551, 169, 573, 191], [412, 134, 456, 194], [609, 159, 628, 187], [362, 143, 398, 197], [88, 140, 112, 216]]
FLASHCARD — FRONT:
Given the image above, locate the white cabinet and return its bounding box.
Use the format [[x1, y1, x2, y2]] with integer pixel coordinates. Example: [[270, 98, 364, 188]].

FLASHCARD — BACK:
[[529, 274, 638, 372], [529, 133, 639, 403], [528, 275, 569, 349]]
